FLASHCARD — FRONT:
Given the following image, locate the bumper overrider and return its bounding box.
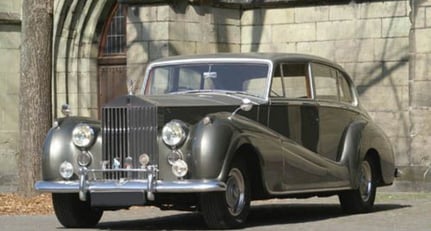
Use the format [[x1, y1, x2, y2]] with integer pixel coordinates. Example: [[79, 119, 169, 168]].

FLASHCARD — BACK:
[[35, 165, 226, 202]]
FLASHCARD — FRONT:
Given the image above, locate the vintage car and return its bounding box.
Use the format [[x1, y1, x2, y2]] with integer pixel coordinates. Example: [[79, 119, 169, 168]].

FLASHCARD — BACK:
[[35, 53, 396, 229]]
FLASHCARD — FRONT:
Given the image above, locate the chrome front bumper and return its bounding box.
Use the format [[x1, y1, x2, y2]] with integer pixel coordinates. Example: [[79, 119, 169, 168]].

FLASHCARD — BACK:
[[35, 165, 226, 202]]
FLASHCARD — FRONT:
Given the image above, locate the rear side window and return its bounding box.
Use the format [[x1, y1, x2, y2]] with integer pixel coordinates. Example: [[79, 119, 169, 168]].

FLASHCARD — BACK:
[[311, 63, 354, 104], [337, 72, 354, 103], [312, 63, 338, 101]]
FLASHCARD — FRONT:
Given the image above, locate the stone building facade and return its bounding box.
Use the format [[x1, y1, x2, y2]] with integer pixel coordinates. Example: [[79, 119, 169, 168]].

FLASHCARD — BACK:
[[0, 0, 21, 191], [1, 0, 431, 191]]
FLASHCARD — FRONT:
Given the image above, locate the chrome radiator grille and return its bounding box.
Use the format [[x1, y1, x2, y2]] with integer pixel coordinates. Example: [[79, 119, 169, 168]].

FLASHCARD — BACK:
[[102, 103, 158, 179]]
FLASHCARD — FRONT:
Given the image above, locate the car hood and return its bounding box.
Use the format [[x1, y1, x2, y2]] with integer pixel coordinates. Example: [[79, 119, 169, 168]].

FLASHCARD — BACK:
[[104, 93, 265, 108]]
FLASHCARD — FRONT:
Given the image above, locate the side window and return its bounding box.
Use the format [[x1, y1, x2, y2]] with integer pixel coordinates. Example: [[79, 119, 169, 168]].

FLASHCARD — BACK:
[[312, 63, 338, 101], [270, 63, 309, 98], [337, 71, 354, 103]]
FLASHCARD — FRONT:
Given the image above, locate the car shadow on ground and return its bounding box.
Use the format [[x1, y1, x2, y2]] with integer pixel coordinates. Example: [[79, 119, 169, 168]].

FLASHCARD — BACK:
[[96, 202, 408, 230]]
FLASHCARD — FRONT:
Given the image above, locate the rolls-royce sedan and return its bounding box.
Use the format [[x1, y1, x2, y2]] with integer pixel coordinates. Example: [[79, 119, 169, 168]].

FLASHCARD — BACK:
[[35, 53, 396, 229]]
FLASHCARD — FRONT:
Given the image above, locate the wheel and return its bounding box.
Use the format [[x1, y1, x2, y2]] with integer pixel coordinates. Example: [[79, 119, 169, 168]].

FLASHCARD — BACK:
[[200, 159, 251, 229], [339, 156, 377, 213], [52, 193, 103, 228]]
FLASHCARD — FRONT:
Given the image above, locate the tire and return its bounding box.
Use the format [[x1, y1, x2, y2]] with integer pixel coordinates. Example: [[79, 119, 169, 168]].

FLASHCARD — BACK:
[[52, 193, 103, 228], [200, 159, 251, 229], [339, 156, 377, 213]]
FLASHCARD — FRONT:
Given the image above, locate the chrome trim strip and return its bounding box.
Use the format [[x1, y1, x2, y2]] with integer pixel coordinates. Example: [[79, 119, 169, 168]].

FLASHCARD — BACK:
[[35, 179, 226, 193]]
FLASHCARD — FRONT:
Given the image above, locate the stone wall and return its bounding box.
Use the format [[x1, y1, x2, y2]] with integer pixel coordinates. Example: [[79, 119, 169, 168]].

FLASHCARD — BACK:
[[126, 3, 241, 83], [240, 1, 431, 191], [406, 0, 431, 190], [0, 0, 21, 191]]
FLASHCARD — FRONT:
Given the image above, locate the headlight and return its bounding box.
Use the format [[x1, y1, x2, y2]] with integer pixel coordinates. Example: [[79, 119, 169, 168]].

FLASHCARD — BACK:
[[77, 151, 92, 167], [72, 123, 95, 148], [162, 120, 188, 147]]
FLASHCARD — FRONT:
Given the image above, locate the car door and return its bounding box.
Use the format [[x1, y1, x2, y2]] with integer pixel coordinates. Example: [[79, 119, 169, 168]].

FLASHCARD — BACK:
[[311, 63, 360, 162], [268, 62, 328, 191]]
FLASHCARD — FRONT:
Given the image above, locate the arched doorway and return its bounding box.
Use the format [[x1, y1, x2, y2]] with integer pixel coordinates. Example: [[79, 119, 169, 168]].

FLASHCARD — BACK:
[[98, 3, 127, 116]]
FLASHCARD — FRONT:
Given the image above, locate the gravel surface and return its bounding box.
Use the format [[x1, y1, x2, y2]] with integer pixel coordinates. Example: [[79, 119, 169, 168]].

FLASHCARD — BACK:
[[0, 193, 53, 215]]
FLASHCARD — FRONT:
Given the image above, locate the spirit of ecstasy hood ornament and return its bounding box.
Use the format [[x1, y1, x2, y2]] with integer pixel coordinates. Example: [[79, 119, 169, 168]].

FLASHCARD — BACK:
[[127, 79, 135, 95]]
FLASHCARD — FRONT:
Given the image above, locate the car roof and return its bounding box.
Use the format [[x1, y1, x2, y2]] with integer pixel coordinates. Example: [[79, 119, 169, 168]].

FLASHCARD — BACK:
[[150, 53, 345, 72]]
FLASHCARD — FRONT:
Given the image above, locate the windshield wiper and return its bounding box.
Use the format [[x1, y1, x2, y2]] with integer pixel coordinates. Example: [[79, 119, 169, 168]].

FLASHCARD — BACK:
[[168, 89, 213, 95], [169, 89, 262, 98]]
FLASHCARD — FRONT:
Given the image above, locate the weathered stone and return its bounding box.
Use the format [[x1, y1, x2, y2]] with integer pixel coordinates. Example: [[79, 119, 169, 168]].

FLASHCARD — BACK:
[[413, 7, 426, 28], [412, 81, 431, 107], [212, 8, 240, 25], [0, 49, 19, 72], [0, 27, 20, 49], [410, 109, 431, 137], [127, 41, 149, 64], [335, 39, 375, 62], [355, 19, 382, 39], [169, 21, 186, 41], [329, 4, 357, 21], [294, 6, 329, 23], [241, 9, 264, 26], [148, 41, 170, 60], [358, 85, 409, 111], [241, 25, 272, 44], [264, 8, 294, 25], [216, 25, 240, 44], [410, 135, 431, 165], [273, 23, 315, 43], [169, 41, 197, 55], [382, 17, 411, 37], [241, 43, 295, 53], [388, 136, 410, 166], [412, 54, 431, 81], [316, 21, 355, 40], [427, 7, 431, 27], [296, 41, 335, 60], [368, 111, 410, 138], [359, 1, 408, 19], [140, 22, 169, 41], [415, 28, 431, 53], [374, 37, 409, 61]]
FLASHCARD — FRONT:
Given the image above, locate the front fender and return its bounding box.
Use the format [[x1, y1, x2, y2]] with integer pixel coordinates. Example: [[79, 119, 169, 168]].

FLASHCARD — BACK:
[[41, 117, 102, 181], [189, 113, 242, 180]]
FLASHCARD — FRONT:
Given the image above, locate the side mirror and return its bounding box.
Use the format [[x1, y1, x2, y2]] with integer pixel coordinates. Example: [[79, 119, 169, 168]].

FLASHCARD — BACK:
[[240, 98, 253, 112], [230, 98, 253, 119]]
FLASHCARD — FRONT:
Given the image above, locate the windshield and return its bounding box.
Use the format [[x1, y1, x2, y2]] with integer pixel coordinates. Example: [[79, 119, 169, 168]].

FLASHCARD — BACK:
[[142, 62, 270, 98]]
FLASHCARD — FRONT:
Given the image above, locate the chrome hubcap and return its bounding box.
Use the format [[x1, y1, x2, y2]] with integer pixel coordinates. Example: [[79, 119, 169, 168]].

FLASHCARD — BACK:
[[359, 161, 372, 201], [225, 168, 246, 216]]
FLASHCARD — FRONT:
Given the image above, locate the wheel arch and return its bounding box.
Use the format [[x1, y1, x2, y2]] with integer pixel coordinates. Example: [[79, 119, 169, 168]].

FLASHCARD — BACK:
[[339, 119, 395, 188], [363, 148, 384, 186], [233, 144, 268, 200]]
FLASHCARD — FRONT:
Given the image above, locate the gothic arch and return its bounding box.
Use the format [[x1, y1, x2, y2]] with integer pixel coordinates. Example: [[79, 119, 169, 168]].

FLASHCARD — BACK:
[[53, 0, 116, 118]]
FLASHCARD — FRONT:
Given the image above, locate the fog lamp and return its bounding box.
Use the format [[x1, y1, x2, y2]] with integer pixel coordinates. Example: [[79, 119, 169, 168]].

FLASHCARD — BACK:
[[172, 159, 188, 178], [77, 151, 92, 167], [59, 161, 74, 179]]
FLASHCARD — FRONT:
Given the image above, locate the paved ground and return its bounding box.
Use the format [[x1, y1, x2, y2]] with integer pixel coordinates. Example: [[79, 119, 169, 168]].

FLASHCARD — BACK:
[[1, 192, 430, 231]]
